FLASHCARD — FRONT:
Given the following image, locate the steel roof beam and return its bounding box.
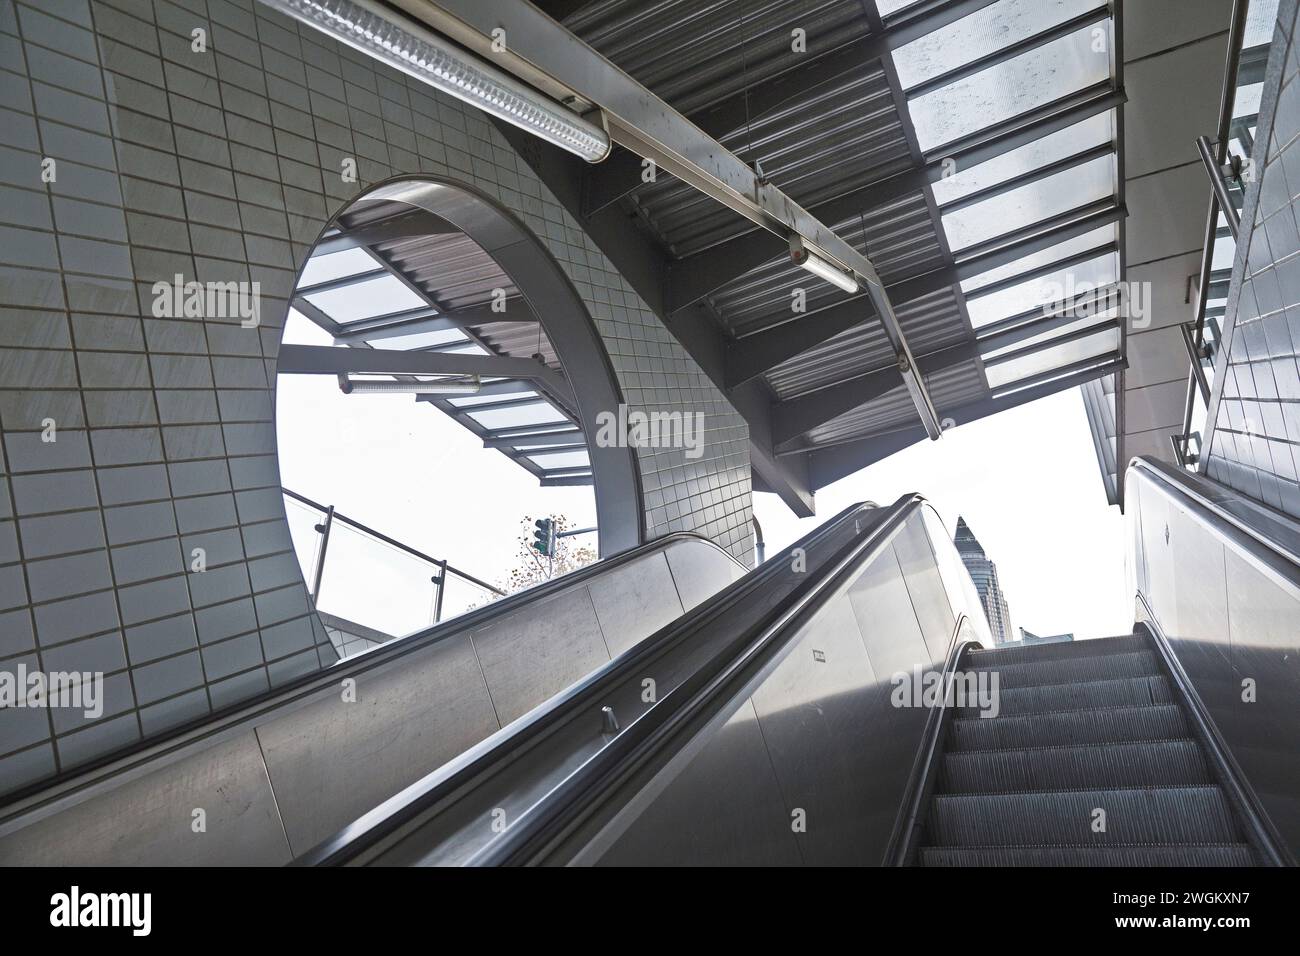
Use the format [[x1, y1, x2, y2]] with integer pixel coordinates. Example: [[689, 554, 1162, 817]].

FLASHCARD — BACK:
[[276, 343, 576, 408]]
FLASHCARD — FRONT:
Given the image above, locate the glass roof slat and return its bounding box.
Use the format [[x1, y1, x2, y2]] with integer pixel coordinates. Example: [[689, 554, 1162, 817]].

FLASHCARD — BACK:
[[367, 328, 468, 350], [893, 0, 1104, 91], [526, 450, 592, 470], [960, 224, 1116, 293], [932, 111, 1113, 206], [985, 326, 1118, 389], [468, 402, 569, 430], [980, 307, 1121, 359], [447, 389, 538, 407], [907, 23, 1112, 152], [942, 154, 1114, 251], [966, 251, 1118, 329], [305, 274, 426, 325], [297, 247, 377, 288]]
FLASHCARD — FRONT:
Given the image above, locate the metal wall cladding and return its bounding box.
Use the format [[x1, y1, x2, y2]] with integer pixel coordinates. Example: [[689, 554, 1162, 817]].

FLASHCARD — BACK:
[[804, 360, 987, 448], [760, 285, 967, 403], [565, 0, 871, 115], [597, 507, 977, 865], [1127, 465, 1300, 857]]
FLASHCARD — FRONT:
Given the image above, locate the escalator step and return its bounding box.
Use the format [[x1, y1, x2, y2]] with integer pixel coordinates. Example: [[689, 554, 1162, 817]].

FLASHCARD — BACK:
[[965, 634, 1147, 667], [966, 650, 1161, 688], [938, 739, 1211, 793], [959, 675, 1174, 717], [927, 786, 1238, 845], [947, 703, 1188, 751], [918, 844, 1255, 867]]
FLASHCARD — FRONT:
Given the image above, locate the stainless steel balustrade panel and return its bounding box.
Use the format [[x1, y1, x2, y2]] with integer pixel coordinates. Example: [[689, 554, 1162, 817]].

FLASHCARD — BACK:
[[1223, 549, 1300, 846], [0, 536, 741, 865], [597, 702, 803, 867], [0, 733, 290, 866], [255, 632, 500, 854], [585, 551, 687, 658], [469, 587, 613, 727], [591, 509, 969, 866]]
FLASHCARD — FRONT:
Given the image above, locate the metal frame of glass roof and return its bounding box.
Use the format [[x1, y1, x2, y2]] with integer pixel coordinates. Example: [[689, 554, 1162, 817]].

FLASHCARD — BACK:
[[513, 0, 1127, 508], [283, 201, 595, 487]]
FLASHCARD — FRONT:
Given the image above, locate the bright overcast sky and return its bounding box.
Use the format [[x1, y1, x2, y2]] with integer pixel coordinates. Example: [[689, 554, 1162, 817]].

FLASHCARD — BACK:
[[753, 386, 1130, 641]]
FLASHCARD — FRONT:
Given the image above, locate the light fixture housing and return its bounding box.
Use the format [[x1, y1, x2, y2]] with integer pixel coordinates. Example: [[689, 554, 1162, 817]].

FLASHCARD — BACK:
[[339, 375, 482, 395], [257, 0, 611, 162], [789, 236, 859, 293]]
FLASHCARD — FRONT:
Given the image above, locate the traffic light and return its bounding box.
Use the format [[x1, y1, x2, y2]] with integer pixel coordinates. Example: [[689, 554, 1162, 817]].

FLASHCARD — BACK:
[[532, 517, 555, 558]]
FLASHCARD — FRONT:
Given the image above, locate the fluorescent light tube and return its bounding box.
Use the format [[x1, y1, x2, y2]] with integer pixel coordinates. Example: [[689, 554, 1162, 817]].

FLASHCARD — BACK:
[[789, 236, 858, 293], [257, 0, 611, 162], [340, 376, 482, 395]]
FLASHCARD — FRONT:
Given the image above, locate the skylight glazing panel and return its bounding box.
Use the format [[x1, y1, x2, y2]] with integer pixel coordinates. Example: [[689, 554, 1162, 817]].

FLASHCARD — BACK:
[[985, 326, 1117, 389], [908, 24, 1112, 152], [932, 112, 1113, 205], [447, 390, 538, 407], [942, 154, 1114, 250], [368, 328, 467, 350], [894, 0, 1103, 91], [980, 307, 1119, 359], [966, 251, 1118, 328], [961, 224, 1116, 293], [468, 402, 569, 429], [527, 450, 591, 470], [298, 247, 376, 287], [305, 274, 425, 324]]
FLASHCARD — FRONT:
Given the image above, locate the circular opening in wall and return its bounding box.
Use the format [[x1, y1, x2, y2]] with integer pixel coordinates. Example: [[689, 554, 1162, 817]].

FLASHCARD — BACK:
[[274, 179, 640, 656]]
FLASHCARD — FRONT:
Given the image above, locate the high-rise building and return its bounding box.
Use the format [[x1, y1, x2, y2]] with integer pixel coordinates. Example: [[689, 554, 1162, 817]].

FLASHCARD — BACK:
[[953, 517, 1016, 644]]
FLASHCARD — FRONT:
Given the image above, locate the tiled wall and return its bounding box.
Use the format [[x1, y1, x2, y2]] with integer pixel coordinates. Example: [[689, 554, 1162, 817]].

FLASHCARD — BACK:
[[1205, 0, 1300, 518], [0, 0, 753, 793]]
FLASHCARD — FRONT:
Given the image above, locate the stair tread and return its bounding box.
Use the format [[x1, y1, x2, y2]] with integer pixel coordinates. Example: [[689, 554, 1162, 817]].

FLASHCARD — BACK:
[[955, 674, 1173, 718], [926, 786, 1239, 846], [947, 703, 1188, 751], [918, 844, 1254, 867], [966, 634, 1146, 667], [965, 650, 1161, 688]]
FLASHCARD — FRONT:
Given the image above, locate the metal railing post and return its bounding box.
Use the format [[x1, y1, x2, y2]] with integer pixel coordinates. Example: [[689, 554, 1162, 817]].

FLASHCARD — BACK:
[[310, 505, 335, 603], [433, 559, 447, 623]]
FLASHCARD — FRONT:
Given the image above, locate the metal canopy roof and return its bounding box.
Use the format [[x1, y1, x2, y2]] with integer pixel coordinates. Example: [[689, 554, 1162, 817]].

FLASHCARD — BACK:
[[288, 199, 593, 487], [526, 0, 1126, 510]]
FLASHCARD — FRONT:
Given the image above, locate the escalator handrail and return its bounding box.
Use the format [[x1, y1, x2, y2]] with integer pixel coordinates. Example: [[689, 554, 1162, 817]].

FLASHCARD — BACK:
[[1134, 611, 1290, 867], [883, 616, 984, 866], [1128, 456, 1300, 589], [297, 497, 905, 865], [0, 529, 742, 816], [465, 495, 930, 866]]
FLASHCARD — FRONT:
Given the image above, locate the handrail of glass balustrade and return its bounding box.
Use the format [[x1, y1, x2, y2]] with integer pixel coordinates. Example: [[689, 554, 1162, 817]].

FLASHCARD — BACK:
[[282, 487, 506, 597]]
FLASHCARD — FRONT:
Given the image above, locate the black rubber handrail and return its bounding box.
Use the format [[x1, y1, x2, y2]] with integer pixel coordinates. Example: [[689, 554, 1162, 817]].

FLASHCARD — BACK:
[[883, 616, 984, 866], [1135, 611, 1290, 867], [0, 528, 742, 815], [296, 497, 901, 865]]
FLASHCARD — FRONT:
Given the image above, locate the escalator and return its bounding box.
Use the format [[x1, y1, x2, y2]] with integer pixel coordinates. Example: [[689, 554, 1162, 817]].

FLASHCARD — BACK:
[[5, 457, 1295, 867], [299, 457, 1298, 867], [918, 634, 1258, 866]]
